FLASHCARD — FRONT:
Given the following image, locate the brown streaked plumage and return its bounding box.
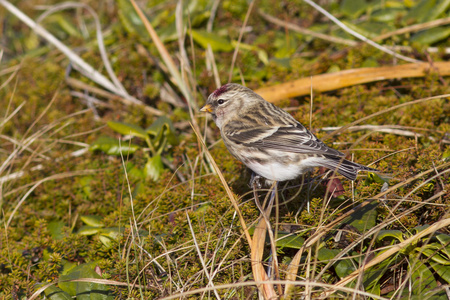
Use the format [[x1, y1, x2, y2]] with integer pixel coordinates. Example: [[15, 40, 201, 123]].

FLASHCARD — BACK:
[[200, 83, 377, 181]]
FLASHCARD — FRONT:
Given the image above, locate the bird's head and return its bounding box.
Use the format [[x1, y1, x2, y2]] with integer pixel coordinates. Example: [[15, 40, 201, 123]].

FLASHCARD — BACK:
[[200, 83, 262, 129]]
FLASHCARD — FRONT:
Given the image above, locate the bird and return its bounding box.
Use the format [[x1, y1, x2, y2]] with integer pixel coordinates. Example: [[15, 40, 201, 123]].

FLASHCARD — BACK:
[[200, 83, 377, 182]]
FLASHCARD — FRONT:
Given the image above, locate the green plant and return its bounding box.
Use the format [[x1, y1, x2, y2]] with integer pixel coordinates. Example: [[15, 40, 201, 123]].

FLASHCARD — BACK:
[[90, 116, 178, 181]]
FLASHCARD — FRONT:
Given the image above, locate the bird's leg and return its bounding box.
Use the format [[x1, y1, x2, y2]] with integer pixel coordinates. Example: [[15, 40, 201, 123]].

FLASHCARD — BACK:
[[249, 171, 263, 189]]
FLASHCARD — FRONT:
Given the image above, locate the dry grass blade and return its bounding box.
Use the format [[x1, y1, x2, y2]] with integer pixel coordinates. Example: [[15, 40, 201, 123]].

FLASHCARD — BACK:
[[129, 0, 197, 110], [190, 122, 252, 246], [6, 170, 98, 229], [322, 93, 450, 140], [186, 212, 222, 299], [259, 10, 357, 47], [251, 187, 278, 299], [373, 16, 450, 42], [322, 217, 450, 298], [158, 280, 388, 300], [228, 0, 255, 83], [254, 62, 450, 103], [0, 0, 163, 115], [284, 162, 449, 295], [303, 0, 421, 63], [36, 2, 127, 95]]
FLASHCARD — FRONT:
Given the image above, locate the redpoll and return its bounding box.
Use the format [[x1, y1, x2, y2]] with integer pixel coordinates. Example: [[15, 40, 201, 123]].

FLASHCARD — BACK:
[[200, 83, 377, 182]]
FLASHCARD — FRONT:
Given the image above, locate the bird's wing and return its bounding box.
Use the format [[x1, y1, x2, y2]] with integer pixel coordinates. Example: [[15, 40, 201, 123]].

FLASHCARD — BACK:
[[223, 123, 345, 157]]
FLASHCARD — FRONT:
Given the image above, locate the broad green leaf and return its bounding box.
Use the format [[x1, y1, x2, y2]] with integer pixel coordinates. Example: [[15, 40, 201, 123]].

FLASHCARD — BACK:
[[412, 225, 430, 234], [376, 230, 404, 242], [420, 246, 450, 265], [345, 201, 378, 233], [190, 29, 234, 52], [59, 262, 113, 299], [42, 285, 72, 300], [365, 172, 390, 185], [371, 7, 406, 22], [436, 234, 450, 256], [363, 255, 394, 294], [335, 257, 356, 279], [342, 21, 395, 39], [80, 215, 104, 228], [409, 259, 437, 296], [100, 227, 124, 240], [126, 162, 145, 181], [90, 136, 140, 156], [404, 0, 450, 23], [429, 261, 450, 284], [107, 121, 147, 138], [276, 233, 305, 249], [144, 154, 164, 181], [318, 247, 338, 261], [146, 116, 178, 145], [317, 248, 355, 278], [340, 0, 369, 18], [78, 226, 101, 236], [48, 220, 65, 240], [411, 26, 450, 45], [98, 235, 114, 248]]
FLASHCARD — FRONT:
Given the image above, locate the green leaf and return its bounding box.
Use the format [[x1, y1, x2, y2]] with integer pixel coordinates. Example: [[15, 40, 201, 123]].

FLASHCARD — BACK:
[[412, 225, 430, 234], [345, 201, 378, 233], [342, 21, 395, 39], [98, 235, 114, 248], [340, 0, 369, 18], [78, 226, 102, 236], [42, 285, 72, 300], [436, 234, 450, 256], [100, 227, 124, 240], [190, 29, 234, 52], [443, 148, 450, 161], [362, 255, 394, 294], [404, 0, 450, 23], [117, 0, 149, 37], [59, 262, 114, 299], [371, 7, 406, 22], [48, 220, 66, 240], [107, 121, 147, 138], [409, 259, 437, 296], [411, 26, 450, 45], [90, 136, 140, 156], [376, 230, 404, 243], [146, 116, 178, 146], [317, 248, 356, 278], [429, 261, 450, 284], [144, 154, 164, 181], [420, 245, 450, 265], [80, 215, 104, 227], [275, 232, 305, 250]]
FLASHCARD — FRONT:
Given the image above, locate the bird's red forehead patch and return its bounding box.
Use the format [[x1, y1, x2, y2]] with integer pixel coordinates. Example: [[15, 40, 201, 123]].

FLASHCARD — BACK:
[[212, 84, 229, 97]]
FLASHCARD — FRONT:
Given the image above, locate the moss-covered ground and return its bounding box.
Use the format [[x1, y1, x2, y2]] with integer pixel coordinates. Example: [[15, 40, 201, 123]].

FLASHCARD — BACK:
[[1, 0, 449, 299]]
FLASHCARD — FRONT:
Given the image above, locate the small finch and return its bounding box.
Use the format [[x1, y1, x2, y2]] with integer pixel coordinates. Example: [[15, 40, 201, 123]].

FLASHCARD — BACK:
[[200, 83, 377, 182]]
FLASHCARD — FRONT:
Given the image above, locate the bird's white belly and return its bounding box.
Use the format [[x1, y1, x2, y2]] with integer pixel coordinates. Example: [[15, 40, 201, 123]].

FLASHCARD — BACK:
[[246, 157, 327, 181]]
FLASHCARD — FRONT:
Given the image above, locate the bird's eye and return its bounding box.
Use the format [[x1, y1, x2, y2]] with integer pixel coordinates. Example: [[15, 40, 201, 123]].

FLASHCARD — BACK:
[[218, 99, 226, 105]]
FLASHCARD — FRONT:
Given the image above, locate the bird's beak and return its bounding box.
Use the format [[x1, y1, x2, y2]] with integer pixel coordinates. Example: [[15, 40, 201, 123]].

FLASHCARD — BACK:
[[200, 104, 213, 113]]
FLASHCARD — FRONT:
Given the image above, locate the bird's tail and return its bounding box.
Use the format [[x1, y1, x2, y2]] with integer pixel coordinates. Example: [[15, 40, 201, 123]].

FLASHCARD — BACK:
[[323, 156, 378, 181]]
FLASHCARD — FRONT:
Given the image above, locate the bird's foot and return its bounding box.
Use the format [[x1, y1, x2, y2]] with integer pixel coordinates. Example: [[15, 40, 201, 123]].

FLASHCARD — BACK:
[[249, 172, 263, 189]]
